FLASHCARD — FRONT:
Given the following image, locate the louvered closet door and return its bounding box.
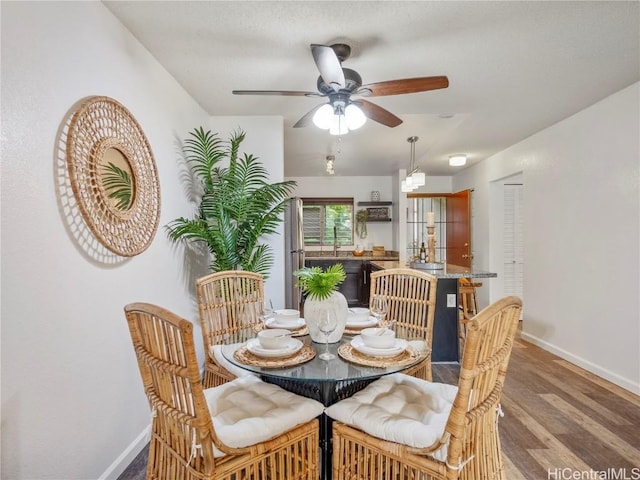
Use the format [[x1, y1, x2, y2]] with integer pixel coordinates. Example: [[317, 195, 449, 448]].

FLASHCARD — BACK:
[[503, 184, 524, 307]]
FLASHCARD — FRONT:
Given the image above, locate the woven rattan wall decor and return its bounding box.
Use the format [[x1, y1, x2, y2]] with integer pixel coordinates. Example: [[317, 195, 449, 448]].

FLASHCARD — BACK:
[[66, 96, 160, 257]]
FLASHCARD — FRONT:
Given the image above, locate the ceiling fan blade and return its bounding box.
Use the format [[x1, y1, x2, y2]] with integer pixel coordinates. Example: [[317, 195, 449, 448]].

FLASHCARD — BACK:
[[360, 76, 449, 97], [310, 44, 345, 91], [293, 104, 324, 128], [232, 90, 322, 97], [353, 99, 403, 128]]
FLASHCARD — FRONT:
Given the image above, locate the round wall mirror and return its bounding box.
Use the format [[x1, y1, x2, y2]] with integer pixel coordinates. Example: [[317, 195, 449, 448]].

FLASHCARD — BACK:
[[99, 147, 136, 211], [66, 96, 160, 257]]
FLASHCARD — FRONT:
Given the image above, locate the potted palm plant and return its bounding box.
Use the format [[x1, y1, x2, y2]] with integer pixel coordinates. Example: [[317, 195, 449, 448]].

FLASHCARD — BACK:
[[295, 264, 348, 343], [167, 127, 296, 278]]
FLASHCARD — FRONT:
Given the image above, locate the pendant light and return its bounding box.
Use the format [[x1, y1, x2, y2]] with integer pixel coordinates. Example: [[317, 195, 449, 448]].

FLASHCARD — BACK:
[[404, 136, 425, 189]]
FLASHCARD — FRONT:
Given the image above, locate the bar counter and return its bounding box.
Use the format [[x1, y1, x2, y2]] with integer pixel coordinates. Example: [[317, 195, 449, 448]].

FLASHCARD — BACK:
[[370, 261, 497, 363], [370, 261, 498, 279]]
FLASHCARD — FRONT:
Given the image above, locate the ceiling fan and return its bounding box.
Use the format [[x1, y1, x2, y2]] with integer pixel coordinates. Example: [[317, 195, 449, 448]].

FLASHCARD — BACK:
[[232, 43, 449, 134]]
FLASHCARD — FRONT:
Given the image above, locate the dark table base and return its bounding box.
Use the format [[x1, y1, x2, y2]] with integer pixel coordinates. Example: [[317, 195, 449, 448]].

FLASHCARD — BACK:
[[264, 376, 378, 480]]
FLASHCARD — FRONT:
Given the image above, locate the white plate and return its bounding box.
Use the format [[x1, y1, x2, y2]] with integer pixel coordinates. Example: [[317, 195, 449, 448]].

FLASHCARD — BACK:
[[351, 336, 408, 357], [265, 317, 306, 330], [345, 315, 379, 328], [246, 338, 304, 358]]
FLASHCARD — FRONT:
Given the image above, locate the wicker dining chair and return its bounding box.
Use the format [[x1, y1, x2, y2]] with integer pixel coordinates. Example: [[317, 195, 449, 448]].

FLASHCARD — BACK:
[[196, 271, 264, 388], [124, 302, 322, 480], [369, 268, 438, 381], [326, 296, 523, 480]]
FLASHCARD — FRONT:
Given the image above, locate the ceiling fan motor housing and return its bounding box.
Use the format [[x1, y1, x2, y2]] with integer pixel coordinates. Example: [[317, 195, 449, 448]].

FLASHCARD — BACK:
[[317, 68, 362, 95]]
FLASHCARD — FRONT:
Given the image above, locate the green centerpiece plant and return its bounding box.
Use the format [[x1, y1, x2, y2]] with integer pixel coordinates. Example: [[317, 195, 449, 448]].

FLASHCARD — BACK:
[[295, 263, 346, 300], [167, 127, 296, 278], [295, 263, 349, 343]]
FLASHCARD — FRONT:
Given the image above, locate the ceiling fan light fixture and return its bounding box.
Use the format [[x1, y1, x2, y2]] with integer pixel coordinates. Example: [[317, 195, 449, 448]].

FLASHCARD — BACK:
[[329, 114, 348, 135], [449, 154, 467, 166], [312, 104, 334, 129], [344, 103, 366, 130]]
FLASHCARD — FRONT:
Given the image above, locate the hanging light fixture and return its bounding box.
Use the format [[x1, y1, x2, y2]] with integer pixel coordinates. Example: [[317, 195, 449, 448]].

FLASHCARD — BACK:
[[403, 136, 425, 190], [313, 98, 366, 135], [326, 155, 335, 175], [401, 179, 416, 192]]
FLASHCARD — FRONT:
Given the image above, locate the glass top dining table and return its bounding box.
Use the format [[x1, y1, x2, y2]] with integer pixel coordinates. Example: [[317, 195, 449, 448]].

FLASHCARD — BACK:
[[221, 330, 429, 480], [220, 331, 428, 406]]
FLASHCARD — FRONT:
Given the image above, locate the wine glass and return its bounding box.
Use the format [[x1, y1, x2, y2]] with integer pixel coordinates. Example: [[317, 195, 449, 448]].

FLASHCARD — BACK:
[[370, 295, 389, 327], [261, 298, 274, 328], [317, 307, 337, 361]]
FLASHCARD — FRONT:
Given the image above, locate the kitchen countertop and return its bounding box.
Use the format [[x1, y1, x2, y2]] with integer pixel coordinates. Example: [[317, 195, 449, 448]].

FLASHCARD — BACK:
[[370, 261, 498, 279], [305, 252, 399, 261]]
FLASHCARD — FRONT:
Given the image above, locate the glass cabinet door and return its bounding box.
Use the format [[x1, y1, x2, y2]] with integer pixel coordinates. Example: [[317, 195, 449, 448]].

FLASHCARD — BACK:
[[406, 197, 447, 262]]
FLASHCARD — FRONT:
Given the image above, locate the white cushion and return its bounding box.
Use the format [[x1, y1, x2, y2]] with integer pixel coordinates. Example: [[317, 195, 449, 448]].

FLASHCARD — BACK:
[[204, 375, 324, 457], [325, 373, 458, 461], [211, 344, 258, 378]]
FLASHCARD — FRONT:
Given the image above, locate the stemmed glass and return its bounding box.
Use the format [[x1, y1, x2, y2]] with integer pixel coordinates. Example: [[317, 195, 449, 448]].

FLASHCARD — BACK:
[[317, 307, 337, 361], [370, 295, 389, 327], [261, 299, 274, 328]]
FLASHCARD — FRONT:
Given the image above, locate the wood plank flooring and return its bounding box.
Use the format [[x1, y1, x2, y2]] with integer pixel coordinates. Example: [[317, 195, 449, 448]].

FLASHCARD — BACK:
[[118, 335, 640, 479]]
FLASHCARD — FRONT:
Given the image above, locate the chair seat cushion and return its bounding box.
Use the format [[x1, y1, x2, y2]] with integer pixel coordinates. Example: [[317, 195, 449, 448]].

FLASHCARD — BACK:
[[204, 375, 324, 457], [211, 345, 258, 378], [325, 373, 458, 461]]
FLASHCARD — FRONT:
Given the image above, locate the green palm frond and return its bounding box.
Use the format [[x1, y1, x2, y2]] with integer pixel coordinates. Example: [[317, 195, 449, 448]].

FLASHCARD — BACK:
[[101, 162, 133, 210], [166, 127, 297, 278], [185, 127, 226, 191], [294, 264, 346, 301]]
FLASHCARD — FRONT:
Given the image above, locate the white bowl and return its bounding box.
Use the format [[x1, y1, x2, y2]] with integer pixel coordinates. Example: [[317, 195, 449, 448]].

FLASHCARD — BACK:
[[257, 329, 292, 349], [360, 328, 396, 349], [274, 309, 300, 324], [348, 307, 370, 322]]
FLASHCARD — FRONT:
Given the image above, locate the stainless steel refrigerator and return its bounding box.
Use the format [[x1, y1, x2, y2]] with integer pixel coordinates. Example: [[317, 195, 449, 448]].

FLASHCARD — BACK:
[[284, 197, 305, 310]]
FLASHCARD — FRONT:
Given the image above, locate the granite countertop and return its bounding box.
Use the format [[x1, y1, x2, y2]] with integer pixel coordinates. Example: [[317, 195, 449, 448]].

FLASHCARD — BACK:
[[370, 260, 497, 279], [305, 251, 399, 261]]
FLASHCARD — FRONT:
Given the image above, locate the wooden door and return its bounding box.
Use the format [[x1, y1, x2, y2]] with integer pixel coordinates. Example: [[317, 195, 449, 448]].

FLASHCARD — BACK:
[[446, 190, 471, 267]]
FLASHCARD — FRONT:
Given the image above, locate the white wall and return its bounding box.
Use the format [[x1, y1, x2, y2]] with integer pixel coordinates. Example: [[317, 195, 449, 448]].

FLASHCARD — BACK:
[[453, 83, 640, 394], [0, 3, 283, 479], [206, 116, 285, 307]]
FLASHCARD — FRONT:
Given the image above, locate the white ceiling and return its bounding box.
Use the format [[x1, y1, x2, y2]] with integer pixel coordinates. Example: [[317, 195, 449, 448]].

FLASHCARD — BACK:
[[103, 1, 639, 177]]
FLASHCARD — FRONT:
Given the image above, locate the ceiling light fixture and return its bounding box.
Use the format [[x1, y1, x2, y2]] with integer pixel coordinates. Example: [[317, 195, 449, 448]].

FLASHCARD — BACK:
[[402, 136, 425, 192], [449, 154, 467, 166], [326, 155, 335, 175], [313, 99, 366, 135]]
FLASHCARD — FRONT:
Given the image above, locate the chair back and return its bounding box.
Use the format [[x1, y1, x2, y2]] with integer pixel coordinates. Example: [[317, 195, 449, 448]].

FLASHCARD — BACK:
[[196, 271, 264, 350], [124, 303, 218, 477], [444, 295, 522, 478], [369, 268, 437, 344]]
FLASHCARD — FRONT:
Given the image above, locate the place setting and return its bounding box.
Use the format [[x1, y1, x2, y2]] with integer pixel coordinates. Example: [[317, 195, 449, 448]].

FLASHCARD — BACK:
[[342, 307, 380, 336], [254, 300, 309, 337], [234, 328, 316, 368], [238, 302, 315, 368], [338, 326, 427, 368]]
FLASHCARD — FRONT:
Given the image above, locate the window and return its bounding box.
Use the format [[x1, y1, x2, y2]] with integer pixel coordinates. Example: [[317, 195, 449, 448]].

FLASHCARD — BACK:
[[302, 198, 354, 246]]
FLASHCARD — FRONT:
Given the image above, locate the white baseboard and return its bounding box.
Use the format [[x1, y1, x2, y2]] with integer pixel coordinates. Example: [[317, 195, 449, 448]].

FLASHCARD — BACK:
[[98, 425, 150, 480], [520, 332, 640, 395]]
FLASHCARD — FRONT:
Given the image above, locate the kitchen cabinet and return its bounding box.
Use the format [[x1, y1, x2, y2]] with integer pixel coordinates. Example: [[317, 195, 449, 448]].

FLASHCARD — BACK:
[[305, 259, 369, 307]]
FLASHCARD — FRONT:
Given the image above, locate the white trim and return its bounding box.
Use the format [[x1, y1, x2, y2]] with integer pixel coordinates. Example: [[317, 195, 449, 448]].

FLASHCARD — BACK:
[[520, 332, 640, 395], [98, 425, 150, 480]]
